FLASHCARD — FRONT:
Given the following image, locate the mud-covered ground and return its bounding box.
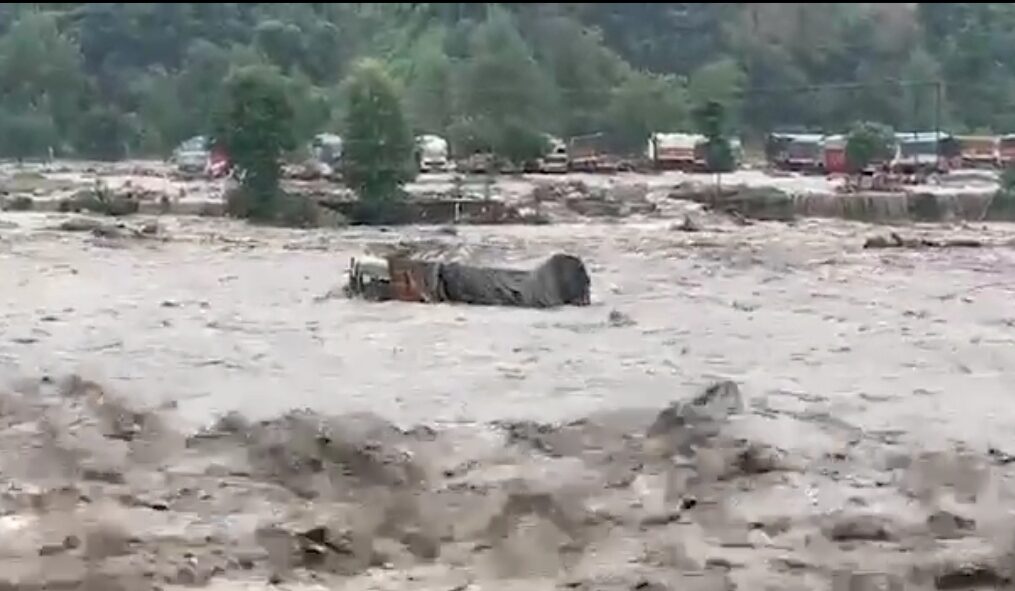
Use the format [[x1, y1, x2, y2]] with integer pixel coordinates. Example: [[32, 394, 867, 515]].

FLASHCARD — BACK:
[[2, 208, 1015, 589]]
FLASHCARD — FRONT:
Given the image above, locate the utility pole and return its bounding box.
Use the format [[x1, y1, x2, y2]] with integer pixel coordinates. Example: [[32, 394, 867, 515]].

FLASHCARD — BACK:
[[935, 80, 943, 165]]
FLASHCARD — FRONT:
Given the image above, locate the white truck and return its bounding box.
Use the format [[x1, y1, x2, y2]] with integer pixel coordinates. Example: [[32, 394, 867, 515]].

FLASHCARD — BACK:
[[646, 133, 704, 171], [416, 134, 451, 173]]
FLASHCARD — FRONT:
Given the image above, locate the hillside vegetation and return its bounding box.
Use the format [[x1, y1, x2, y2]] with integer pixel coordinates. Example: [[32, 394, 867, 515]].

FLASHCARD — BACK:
[[0, 3, 1010, 159]]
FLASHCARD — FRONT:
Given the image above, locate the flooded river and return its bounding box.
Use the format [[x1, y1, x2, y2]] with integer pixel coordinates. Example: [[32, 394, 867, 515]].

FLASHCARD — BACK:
[[3, 213, 1015, 441], [2, 211, 1015, 589]]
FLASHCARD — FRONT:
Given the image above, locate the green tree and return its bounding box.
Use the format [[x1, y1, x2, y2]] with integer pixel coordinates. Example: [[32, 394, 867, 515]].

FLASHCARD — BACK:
[[215, 65, 295, 221], [693, 100, 734, 172], [73, 106, 133, 160], [688, 57, 745, 122], [0, 109, 57, 160], [341, 59, 415, 210], [459, 7, 554, 162], [846, 121, 896, 172], [254, 20, 304, 72], [0, 11, 85, 136], [530, 16, 625, 137], [606, 71, 687, 153], [405, 27, 456, 135], [175, 40, 232, 140]]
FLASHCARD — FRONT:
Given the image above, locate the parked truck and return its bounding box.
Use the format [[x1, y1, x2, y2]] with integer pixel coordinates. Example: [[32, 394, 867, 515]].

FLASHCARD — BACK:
[[956, 135, 999, 169], [568, 133, 615, 172], [647, 133, 703, 171], [415, 134, 451, 173], [539, 135, 569, 173], [766, 132, 825, 173], [891, 131, 957, 174]]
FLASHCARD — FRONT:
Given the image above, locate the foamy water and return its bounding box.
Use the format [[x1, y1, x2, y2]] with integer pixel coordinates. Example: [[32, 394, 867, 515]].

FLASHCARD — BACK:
[[2, 213, 1014, 453]]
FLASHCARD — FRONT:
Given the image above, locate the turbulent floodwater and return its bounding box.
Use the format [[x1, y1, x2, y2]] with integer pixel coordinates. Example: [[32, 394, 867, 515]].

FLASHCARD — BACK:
[[3, 213, 1015, 442], [3, 211, 1015, 590]]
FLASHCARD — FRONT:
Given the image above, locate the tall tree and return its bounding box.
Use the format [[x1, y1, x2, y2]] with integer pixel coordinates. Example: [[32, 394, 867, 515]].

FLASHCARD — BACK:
[[341, 59, 415, 206], [215, 65, 295, 221], [606, 71, 687, 153], [688, 57, 745, 124], [405, 27, 456, 135], [459, 7, 554, 161], [530, 16, 625, 137], [0, 10, 85, 137]]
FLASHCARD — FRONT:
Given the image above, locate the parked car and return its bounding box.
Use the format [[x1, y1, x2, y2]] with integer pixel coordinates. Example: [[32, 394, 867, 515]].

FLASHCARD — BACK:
[[170, 135, 210, 174], [170, 135, 231, 178]]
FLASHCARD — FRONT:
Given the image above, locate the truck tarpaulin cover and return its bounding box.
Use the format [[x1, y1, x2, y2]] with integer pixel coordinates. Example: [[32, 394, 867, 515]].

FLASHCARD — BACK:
[[348, 253, 591, 308]]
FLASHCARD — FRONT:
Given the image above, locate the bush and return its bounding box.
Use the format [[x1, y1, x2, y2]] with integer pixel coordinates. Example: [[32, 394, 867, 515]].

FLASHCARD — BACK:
[[226, 186, 346, 228], [346, 196, 412, 225], [846, 121, 896, 172]]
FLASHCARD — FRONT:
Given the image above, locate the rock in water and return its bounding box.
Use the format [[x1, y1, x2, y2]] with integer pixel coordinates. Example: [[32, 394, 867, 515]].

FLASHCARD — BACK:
[[646, 380, 744, 454], [676, 214, 703, 232], [688, 380, 745, 418], [825, 513, 897, 542], [926, 510, 975, 539], [608, 309, 636, 327], [831, 570, 904, 591]]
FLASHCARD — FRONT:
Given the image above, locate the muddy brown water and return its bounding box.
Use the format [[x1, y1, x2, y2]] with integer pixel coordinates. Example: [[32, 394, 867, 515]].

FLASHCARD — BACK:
[[2, 211, 1015, 589]]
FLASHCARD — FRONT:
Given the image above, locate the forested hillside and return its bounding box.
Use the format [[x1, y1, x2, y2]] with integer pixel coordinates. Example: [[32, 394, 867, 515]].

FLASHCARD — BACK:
[[0, 3, 1012, 160]]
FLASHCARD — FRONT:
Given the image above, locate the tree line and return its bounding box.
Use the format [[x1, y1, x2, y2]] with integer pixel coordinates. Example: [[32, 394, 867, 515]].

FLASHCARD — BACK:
[[0, 3, 1012, 163]]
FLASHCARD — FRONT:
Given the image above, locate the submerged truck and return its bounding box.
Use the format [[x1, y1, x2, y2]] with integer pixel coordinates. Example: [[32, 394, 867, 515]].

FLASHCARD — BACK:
[[344, 253, 591, 308]]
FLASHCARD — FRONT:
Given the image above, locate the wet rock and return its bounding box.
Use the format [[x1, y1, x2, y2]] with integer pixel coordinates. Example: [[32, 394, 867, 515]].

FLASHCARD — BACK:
[[831, 570, 904, 591], [3, 195, 34, 211], [674, 214, 703, 232], [171, 556, 223, 586], [770, 556, 811, 572], [646, 380, 744, 454], [825, 513, 897, 542], [724, 441, 786, 478], [83, 522, 133, 560], [296, 524, 377, 575], [863, 233, 904, 249], [926, 510, 975, 539], [608, 309, 636, 327], [62, 187, 141, 217], [933, 561, 1010, 589], [864, 232, 985, 250], [987, 446, 1015, 465], [642, 540, 700, 570], [81, 466, 126, 484], [236, 411, 425, 497], [39, 534, 79, 557], [255, 522, 378, 577], [690, 381, 744, 414], [55, 217, 118, 234], [485, 490, 585, 544], [401, 528, 440, 560]]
